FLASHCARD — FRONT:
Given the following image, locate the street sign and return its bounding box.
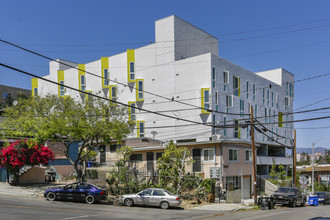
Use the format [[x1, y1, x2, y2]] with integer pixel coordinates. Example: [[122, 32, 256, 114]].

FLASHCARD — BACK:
[[299, 176, 308, 185]]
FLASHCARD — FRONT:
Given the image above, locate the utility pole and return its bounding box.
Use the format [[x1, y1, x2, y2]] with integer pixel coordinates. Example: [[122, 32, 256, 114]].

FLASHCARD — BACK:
[[250, 106, 257, 205], [293, 130, 296, 187]]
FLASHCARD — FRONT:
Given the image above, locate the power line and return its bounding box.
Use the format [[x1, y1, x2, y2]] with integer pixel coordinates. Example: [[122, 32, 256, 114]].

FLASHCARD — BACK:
[[0, 38, 246, 116], [0, 62, 220, 129]]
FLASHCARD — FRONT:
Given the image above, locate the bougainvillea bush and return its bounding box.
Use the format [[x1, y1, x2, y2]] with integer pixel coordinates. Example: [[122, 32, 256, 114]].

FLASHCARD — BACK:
[[0, 139, 54, 185]]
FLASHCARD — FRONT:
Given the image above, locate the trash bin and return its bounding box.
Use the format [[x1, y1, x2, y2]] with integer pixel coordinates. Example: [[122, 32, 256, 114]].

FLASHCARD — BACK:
[[260, 197, 274, 210], [308, 195, 319, 206]]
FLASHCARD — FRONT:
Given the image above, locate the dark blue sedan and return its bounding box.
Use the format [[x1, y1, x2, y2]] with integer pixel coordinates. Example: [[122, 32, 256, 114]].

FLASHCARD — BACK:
[[44, 182, 107, 204]]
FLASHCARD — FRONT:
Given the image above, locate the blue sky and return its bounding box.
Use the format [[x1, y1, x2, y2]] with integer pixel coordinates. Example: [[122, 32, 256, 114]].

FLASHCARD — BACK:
[[1, 0, 330, 149]]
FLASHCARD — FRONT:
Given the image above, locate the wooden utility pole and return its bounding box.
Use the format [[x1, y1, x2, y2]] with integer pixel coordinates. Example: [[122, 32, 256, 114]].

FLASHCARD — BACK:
[[293, 130, 297, 187], [250, 106, 257, 205]]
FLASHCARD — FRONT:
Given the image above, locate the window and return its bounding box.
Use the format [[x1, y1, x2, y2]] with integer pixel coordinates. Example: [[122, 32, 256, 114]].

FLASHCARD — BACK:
[[245, 150, 252, 161], [203, 148, 215, 162], [212, 67, 216, 88], [229, 149, 238, 161], [130, 154, 142, 161], [255, 104, 257, 116], [233, 76, 239, 96], [152, 189, 165, 196], [110, 145, 118, 153], [156, 152, 164, 160], [262, 88, 265, 104], [223, 71, 229, 84], [246, 82, 249, 99], [253, 84, 256, 101], [276, 93, 279, 108], [137, 121, 144, 137], [33, 88, 38, 96], [3, 92, 9, 98], [111, 86, 117, 101], [80, 75, 86, 92], [204, 89, 210, 110], [265, 108, 268, 123], [224, 117, 227, 136], [104, 69, 109, 86], [289, 83, 294, 98], [129, 102, 136, 121], [136, 80, 144, 101], [130, 62, 135, 80], [215, 91, 219, 111], [267, 90, 270, 106], [234, 120, 239, 138], [60, 81, 65, 96], [226, 95, 233, 107], [212, 115, 216, 135], [240, 100, 244, 118], [285, 97, 290, 106]]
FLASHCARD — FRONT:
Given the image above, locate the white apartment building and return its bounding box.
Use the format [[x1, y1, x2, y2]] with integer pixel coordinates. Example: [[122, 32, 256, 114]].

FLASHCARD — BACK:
[[32, 15, 294, 179]]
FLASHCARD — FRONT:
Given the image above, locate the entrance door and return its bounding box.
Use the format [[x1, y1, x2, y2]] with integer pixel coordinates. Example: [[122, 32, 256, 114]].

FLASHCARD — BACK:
[[147, 152, 154, 173], [193, 149, 201, 172], [99, 145, 106, 164]]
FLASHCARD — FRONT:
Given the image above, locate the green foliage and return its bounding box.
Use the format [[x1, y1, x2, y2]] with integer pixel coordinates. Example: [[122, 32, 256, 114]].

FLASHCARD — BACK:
[[181, 173, 202, 192], [200, 178, 216, 194], [157, 140, 191, 191], [106, 146, 140, 195], [268, 159, 279, 185], [312, 182, 330, 192], [278, 164, 287, 187], [1, 95, 132, 181]]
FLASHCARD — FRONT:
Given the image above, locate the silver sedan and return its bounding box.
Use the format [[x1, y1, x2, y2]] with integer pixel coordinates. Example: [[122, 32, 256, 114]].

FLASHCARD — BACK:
[[119, 188, 181, 209]]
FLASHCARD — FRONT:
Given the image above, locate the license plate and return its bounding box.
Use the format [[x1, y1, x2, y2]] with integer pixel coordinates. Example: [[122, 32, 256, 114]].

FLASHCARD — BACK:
[[279, 196, 283, 198]]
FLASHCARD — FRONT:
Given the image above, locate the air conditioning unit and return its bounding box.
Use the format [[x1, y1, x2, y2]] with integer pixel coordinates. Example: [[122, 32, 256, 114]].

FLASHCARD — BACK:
[[211, 134, 221, 141]]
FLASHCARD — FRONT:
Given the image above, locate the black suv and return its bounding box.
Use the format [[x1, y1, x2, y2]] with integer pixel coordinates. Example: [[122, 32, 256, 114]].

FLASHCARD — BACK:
[[271, 187, 307, 207]]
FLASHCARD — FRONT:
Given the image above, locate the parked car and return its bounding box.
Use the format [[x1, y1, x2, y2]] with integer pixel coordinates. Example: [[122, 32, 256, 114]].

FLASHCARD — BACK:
[[271, 187, 307, 207], [44, 182, 107, 204], [315, 192, 330, 205], [119, 188, 181, 209]]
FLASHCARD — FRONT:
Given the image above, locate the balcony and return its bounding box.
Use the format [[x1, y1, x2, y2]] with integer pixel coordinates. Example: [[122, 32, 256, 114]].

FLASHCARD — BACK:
[[257, 156, 292, 165]]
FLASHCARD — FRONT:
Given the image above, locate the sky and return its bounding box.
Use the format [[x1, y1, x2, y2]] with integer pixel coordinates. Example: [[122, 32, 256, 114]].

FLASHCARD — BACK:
[[1, 0, 330, 150]]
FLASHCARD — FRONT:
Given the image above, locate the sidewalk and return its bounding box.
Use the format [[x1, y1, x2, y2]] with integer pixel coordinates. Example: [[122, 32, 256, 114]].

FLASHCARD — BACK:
[[190, 199, 255, 211], [0, 182, 62, 198]]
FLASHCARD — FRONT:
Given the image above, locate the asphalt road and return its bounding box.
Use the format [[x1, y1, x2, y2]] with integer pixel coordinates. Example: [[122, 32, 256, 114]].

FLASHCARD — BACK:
[[1, 195, 330, 220], [0, 195, 221, 220]]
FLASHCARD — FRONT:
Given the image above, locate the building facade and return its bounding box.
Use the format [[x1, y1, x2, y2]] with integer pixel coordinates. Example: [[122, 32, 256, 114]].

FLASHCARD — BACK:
[[32, 16, 294, 188]]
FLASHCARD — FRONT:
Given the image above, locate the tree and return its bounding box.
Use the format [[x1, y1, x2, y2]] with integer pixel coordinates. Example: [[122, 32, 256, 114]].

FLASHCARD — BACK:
[[278, 164, 287, 187], [0, 139, 54, 185], [1, 95, 132, 182], [269, 159, 279, 185], [157, 141, 191, 191]]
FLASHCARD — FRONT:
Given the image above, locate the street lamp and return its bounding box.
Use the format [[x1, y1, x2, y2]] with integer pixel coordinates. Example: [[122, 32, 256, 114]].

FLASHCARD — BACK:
[[311, 135, 330, 194]]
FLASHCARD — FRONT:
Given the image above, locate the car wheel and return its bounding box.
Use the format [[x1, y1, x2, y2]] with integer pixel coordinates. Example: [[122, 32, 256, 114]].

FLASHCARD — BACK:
[[85, 195, 95, 204], [160, 201, 170, 209], [324, 201, 327, 205], [46, 192, 56, 201], [124, 198, 134, 207], [291, 199, 297, 208], [301, 199, 306, 207]]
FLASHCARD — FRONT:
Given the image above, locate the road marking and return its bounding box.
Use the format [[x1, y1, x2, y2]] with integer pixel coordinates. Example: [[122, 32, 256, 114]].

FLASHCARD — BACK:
[[0, 204, 103, 213], [61, 215, 101, 220]]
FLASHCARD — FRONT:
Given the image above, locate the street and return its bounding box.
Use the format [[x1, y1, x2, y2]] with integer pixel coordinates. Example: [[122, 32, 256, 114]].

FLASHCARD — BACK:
[[0, 195, 220, 220], [0, 195, 330, 220]]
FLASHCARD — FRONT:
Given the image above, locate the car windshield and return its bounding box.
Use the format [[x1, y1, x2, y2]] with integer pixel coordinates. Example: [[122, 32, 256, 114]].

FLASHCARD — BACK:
[[278, 188, 297, 194], [316, 193, 325, 198]]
